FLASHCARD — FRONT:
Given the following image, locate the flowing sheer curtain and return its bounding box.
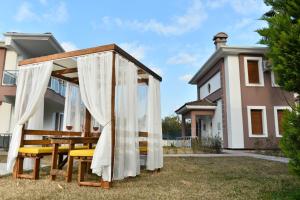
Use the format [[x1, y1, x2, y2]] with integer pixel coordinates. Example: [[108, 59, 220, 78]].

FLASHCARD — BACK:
[[63, 82, 82, 132], [113, 54, 140, 180], [7, 61, 53, 171], [77, 52, 112, 181], [138, 83, 148, 132], [146, 76, 163, 170]]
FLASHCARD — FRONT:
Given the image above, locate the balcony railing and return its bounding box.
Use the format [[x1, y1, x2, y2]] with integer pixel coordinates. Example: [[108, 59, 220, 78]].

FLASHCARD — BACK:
[[48, 77, 66, 97], [2, 70, 18, 85], [2, 70, 66, 97]]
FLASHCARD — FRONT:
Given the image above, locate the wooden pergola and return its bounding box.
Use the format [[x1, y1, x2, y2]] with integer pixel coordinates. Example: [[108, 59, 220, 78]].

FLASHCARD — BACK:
[[15, 43, 162, 187]]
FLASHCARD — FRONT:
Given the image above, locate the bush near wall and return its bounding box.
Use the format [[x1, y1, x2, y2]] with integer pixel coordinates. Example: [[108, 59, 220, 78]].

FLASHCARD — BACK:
[[191, 136, 223, 154]]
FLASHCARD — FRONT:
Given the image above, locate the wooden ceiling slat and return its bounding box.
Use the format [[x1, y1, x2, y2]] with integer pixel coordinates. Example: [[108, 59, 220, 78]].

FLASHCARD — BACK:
[[52, 68, 78, 75], [138, 78, 148, 85]]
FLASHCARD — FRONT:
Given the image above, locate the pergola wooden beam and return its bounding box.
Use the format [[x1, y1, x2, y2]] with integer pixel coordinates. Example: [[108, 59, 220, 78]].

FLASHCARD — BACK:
[[51, 73, 79, 84], [138, 78, 148, 85], [138, 69, 146, 75], [19, 44, 162, 82], [52, 68, 77, 75]]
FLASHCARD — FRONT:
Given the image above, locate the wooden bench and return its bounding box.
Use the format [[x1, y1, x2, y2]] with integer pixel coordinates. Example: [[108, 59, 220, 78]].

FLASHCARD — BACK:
[[13, 129, 82, 180], [70, 131, 148, 189]]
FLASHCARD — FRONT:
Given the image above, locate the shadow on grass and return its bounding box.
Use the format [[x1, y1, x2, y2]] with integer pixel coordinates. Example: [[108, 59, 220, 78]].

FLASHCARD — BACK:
[[271, 188, 300, 200]]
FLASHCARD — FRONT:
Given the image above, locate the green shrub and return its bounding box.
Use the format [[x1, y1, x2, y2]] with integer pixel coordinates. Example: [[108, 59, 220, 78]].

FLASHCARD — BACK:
[[191, 136, 223, 154], [280, 106, 300, 177]]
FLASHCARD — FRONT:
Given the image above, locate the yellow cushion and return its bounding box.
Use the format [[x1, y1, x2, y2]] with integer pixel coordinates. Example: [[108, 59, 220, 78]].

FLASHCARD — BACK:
[[18, 145, 89, 154], [18, 147, 53, 154], [139, 146, 148, 152], [69, 149, 95, 157]]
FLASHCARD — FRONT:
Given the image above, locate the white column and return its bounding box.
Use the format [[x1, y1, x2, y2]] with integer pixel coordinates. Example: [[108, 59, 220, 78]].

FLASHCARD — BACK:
[[224, 55, 244, 148]]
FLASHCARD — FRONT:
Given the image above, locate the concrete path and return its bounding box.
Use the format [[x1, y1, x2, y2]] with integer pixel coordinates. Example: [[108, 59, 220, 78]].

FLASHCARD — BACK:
[[164, 150, 289, 164]]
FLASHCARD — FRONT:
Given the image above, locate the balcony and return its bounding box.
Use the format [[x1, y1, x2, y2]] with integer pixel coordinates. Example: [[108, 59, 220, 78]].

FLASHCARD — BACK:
[[2, 70, 18, 85], [2, 70, 66, 97]]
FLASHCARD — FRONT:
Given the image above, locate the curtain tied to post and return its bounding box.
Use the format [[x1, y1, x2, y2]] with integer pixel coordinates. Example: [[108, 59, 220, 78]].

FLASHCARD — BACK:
[[7, 61, 53, 171], [77, 52, 113, 181]]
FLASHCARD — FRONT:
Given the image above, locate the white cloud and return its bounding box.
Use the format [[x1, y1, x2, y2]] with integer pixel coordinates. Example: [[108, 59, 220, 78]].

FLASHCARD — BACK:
[[119, 42, 147, 60], [206, 0, 227, 9], [167, 52, 198, 65], [150, 67, 163, 76], [179, 74, 193, 82], [15, 2, 68, 23], [230, 0, 269, 15], [43, 2, 68, 23], [100, 0, 207, 36], [206, 0, 269, 15], [15, 2, 37, 22], [61, 41, 78, 52]]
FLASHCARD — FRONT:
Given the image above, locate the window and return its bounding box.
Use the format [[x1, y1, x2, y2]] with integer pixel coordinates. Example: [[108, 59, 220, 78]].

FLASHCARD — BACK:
[[247, 106, 268, 137], [244, 57, 264, 86], [271, 71, 279, 87], [274, 106, 291, 137]]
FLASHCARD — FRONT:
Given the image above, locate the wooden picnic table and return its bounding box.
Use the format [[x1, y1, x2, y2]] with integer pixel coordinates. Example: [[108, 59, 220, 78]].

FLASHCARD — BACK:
[[50, 136, 98, 182]]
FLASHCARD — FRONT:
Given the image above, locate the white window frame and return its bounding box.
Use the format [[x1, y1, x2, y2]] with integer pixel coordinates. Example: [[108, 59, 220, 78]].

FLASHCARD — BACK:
[[274, 106, 292, 137], [271, 71, 280, 87], [244, 57, 264, 87], [247, 106, 268, 137]]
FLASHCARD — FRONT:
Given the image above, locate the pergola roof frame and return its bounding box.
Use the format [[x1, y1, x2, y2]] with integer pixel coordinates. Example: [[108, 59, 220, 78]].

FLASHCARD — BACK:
[[18, 43, 162, 82]]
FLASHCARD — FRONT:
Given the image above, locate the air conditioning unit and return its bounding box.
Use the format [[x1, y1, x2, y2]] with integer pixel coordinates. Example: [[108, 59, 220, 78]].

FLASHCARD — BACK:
[[262, 60, 272, 72]]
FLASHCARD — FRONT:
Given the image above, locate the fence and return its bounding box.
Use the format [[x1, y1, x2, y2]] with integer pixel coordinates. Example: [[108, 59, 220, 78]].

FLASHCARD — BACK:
[[0, 134, 11, 151], [163, 136, 197, 148]]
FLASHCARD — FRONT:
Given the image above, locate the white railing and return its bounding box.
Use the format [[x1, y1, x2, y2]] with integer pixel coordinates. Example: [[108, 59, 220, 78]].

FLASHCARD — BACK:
[[163, 136, 197, 148], [2, 70, 66, 97], [2, 70, 18, 85], [48, 77, 66, 97]]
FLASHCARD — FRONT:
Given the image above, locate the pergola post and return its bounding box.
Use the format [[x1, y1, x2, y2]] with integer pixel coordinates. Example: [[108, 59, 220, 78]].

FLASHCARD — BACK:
[[191, 112, 197, 138], [83, 109, 91, 137], [108, 51, 116, 188]]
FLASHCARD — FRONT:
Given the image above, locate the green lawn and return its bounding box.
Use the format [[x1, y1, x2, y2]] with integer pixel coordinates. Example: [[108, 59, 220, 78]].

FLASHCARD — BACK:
[[0, 157, 299, 200]]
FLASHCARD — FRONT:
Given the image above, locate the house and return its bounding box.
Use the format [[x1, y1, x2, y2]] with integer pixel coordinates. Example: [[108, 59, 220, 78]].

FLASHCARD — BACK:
[[0, 32, 66, 149], [175, 32, 295, 149]]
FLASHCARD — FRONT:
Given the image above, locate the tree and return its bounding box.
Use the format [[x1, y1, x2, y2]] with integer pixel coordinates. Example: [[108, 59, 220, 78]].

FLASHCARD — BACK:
[[258, 0, 300, 176], [280, 107, 300, 176], [162, 115, 181, 139], [257, 0, 300, 93]]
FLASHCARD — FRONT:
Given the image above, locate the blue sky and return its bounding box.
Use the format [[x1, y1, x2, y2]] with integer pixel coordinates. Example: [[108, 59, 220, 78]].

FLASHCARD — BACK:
[[0, 0, 269, 117]]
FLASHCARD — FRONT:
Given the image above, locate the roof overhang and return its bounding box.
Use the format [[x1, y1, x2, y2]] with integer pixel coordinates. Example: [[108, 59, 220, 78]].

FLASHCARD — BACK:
[[189, 46, 268, 84], [176, 105, 216, 115], [4, 32, 64, 59]]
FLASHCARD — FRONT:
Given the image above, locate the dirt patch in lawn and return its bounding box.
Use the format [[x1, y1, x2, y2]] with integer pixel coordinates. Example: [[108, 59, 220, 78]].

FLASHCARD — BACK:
[[0, 157, 299, 200]]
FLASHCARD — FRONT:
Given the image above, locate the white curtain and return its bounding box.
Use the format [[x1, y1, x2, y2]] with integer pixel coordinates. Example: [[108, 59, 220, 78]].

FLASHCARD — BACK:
[[77, 52, 113, 181], [7, 61, 53, 171], [63, 82, 82, 132], [146, 76, 163, 170], [23, 98, 45, 170], [113, 54, 140, 180], [138, 83, 148, 132]]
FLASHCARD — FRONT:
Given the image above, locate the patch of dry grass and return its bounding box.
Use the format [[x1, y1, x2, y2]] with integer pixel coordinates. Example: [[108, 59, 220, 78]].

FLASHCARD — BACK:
[[163, 146, 195, 154], [0, 155, 6, 163], [0, 157, 299, 200]]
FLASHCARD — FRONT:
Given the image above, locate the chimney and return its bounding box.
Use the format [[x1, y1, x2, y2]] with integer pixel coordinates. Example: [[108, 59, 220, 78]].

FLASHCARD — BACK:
[[213, 32, 228, 49]]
